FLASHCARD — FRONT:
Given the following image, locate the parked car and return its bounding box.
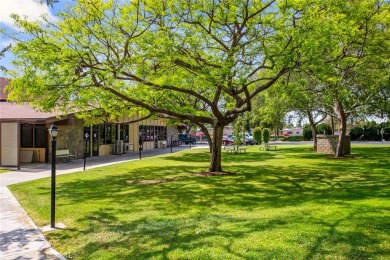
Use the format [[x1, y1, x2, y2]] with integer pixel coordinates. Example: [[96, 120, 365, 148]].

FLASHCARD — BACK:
[[245, 133, 255, 145], [178, 133, 196, 144], [223, 136, 234, 145]]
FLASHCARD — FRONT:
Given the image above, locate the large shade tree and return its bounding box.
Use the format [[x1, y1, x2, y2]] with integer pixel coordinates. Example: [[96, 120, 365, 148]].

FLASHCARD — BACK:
[[6, 0, 303, 172]]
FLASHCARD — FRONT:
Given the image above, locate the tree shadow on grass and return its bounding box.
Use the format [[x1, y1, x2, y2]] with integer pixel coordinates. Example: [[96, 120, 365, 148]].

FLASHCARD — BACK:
[[48, 203, 390, 259], [23, 145, 390, 259]]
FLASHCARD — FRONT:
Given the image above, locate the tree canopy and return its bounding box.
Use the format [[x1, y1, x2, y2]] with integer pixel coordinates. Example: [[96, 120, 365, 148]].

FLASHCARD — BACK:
[[5, 0, 390, 169], [7, 0, 304, 172]]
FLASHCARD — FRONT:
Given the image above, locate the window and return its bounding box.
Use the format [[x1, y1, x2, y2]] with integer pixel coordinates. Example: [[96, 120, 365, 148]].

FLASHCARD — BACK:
[[98, 123, 118, 144], [21, 124, 47, 148], [120, 124, 129, 142], [139, 125, 167, 142], [21, 124, 33, 147], [34, 125, 47, 148]]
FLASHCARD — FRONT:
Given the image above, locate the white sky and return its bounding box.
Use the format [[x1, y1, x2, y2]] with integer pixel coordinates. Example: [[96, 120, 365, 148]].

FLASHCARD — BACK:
[[0, 0, 56, 30]]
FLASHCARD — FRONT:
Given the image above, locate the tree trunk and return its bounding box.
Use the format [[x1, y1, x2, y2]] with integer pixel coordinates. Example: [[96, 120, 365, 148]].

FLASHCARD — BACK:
[[307, 110, 318, 151], [197, 123, 212, 153], [335, 99, 347, 158], [209, 123, 224, 172]]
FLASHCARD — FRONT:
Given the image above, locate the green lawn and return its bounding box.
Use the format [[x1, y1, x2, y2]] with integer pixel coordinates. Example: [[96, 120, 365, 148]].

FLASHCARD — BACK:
[[0, 169, 10, 174], [9, 145, 390, 259]]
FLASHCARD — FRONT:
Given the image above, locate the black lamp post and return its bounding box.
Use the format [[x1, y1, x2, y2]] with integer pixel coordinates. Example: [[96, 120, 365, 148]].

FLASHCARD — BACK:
[[84, 132, 89, 171], [48, 124, 59, 228], [139, 136, 143, 160]]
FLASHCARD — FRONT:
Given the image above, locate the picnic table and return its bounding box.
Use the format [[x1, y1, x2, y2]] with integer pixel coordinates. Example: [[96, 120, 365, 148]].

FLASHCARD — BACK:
[[224, 145, 248, 154], [259, 143, 277, 151]]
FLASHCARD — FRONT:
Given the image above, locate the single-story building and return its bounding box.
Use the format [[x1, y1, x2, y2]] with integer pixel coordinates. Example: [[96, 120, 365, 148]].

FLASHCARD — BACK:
[[0, 77, 177, 168], [281, 127, 303, 137]]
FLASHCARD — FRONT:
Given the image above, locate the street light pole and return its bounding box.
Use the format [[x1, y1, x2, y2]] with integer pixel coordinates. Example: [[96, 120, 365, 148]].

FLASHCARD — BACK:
[[84, 132, 89, 171], [49, 124, 59, 228]]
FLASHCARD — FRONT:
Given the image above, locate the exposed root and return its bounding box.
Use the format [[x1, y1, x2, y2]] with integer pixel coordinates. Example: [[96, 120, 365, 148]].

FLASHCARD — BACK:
[[195, 171, 236, 177], [324, 155, 356, 160]]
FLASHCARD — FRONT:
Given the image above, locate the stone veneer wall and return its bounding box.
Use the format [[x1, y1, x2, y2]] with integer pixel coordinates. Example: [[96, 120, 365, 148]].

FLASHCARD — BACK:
[[316, 135, 351, 155], [48, 120, 84, 160]]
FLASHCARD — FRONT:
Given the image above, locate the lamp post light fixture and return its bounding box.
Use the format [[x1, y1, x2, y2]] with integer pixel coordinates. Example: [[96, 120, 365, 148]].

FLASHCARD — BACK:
[[48, 124, 59, 228]]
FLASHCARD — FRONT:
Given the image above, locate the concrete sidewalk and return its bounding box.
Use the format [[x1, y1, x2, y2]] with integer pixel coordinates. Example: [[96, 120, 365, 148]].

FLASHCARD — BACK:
[[0, 145, 201, 259]]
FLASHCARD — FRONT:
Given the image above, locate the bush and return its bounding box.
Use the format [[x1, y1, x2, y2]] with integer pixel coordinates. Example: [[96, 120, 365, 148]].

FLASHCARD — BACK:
[[364, 122, 381, 141], [350, 127, 364, 141], [316, 123, 332, 135], [303, 124, 312, 140], [284, 136, 304, 141], [252, 127, 262, 144], [383, 123, 390, 141], [262, 128, 270, 143]]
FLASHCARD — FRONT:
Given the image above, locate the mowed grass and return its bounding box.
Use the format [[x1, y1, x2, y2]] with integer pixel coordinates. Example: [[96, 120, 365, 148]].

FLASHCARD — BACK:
[[9, 144, 390, 259], [0, 169, 10, 174]]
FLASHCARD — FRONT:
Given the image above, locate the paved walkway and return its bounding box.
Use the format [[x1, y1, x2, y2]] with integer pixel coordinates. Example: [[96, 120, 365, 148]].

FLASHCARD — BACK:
[[0, 145, 200, 260]]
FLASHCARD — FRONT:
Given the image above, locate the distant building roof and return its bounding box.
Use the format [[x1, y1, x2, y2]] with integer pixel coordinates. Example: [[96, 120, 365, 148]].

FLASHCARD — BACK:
[[0, 77, 10, 101], [0, 77, 66, 123], [0, 102, 58, 122]]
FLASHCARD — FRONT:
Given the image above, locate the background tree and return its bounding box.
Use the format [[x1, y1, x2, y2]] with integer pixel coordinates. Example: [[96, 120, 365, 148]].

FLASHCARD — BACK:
[[233, 117, 245, 145], [293, 0, 390, 157]]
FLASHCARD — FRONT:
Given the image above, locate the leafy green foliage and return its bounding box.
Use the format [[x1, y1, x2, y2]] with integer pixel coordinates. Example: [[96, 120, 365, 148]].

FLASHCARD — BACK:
[[363, 122, 381, 141], [317, 124, 332, 135], [303, 124, 313, 141], [283, 135, 304, 141], [262, 128, 270, 143], [5, 0, 310, 171], [350, 127, 364, 141], [233, 117, 244, 145], [252, 127, 262, 144]]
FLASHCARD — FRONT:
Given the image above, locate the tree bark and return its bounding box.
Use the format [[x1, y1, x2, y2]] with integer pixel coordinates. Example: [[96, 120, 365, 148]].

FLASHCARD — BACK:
[[307, 110, 318, 151], [335, 99, 347, 158], [209, 123, 224, 172], [197, 123, 212, 153]]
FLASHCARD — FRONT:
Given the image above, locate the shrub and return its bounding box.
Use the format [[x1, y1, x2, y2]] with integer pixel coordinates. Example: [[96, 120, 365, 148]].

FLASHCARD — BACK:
[[303, 124, 312, 140], [316, 123, 332, 135], [350, 127, 364, 141], [284, 136, 304, 141], [252, 127, 262, 144], [364, 122, 381, 141], [263, 128, 270, 143], [383, 123, 390, 141]]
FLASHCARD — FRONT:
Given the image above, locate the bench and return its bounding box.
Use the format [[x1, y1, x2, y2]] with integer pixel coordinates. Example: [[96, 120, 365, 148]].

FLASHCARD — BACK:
[[237, 146, 248, 153], [223, 145, 236, 153], [55, 150, 75, 163], [259, 144, 277, 151]]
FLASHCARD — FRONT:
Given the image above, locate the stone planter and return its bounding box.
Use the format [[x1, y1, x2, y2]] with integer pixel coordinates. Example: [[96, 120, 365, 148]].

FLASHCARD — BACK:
[[316, 135, 350, 155]]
